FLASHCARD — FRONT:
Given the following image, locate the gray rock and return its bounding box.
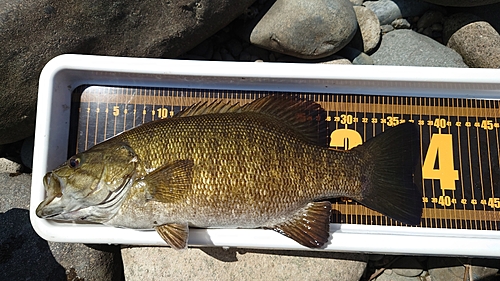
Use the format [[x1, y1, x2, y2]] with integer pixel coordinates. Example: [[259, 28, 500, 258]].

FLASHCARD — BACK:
[[0, 172, 123, 280], [0, 158, 22, 174], [249, 0, 358, 59], [122, 247, 368, 281], [364, 0, 438, 25], [350, 6, 381, 53], [371, 29, 468, 67], [421, 0, 500, 7], [444, 13, 500, 68], [0, 173, 32, 211], [381, 24, 395, 33], [392, 18, 412, 29], [428, 257, 499, 281], [0, 0, 256, 145]]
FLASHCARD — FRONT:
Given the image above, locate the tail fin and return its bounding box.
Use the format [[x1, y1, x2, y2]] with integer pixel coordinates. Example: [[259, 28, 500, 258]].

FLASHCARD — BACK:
[[352, 123, 422, 225]]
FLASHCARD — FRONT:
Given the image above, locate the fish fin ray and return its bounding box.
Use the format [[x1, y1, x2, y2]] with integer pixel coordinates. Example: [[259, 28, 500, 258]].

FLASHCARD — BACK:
[[156, 223, 189, 250], [272, 201, 331, 248], [174, 100, 241, 118], [241, 95, 327, 146], [175, 95, 327, 146], [144, 160, 194, 203], [353, 123, 422, 225]]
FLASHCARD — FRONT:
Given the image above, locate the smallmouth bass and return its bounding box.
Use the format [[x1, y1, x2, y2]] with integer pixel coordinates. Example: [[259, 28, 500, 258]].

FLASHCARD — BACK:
[[36, 95, 421, 249]]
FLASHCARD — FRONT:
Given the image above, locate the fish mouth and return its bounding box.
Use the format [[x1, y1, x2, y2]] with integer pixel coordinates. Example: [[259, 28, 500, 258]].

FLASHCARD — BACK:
[[36, 172, 87, 220], [36, 172, 64, 218]]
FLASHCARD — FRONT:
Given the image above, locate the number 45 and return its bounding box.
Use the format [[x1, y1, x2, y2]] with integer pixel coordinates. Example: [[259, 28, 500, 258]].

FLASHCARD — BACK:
[[422, 134, 459, 190]]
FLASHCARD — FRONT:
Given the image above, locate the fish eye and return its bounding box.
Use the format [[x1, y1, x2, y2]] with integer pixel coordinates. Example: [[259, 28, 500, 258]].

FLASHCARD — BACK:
[[68, 157, 81, 169]]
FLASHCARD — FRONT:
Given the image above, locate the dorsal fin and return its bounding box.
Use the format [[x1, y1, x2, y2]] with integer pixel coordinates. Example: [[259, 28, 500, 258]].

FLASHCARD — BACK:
[[174, 100, 242, 117], [174, 95, 327, 146]]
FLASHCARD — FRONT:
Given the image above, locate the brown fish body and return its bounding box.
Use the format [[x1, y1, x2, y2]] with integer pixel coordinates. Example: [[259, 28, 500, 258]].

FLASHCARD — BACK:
[[36, 96, 421, 249], [107, 111, 362, 229]]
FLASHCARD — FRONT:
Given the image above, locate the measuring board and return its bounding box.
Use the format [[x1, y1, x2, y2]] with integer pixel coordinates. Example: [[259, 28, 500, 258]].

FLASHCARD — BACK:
[[71, 85, 500, 232]]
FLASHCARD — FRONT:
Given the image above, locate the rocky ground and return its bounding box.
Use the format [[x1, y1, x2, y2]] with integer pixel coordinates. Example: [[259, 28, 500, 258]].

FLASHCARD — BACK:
[[2, 0, 500, 280]]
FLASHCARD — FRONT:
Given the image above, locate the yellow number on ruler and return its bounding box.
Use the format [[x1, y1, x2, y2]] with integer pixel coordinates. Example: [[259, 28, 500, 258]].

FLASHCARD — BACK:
[[340, 114, 353, 125], [330, 129, 362, 150], [422, 134, 459, 190], [481, 120, 493, 131], [438, 195, 451, 207], [433, 118, 447, 129], [157, 108, 169, 119], [113, 106, 119, 117], [488, 198, 500, 208], [387, 116, 399, 127]]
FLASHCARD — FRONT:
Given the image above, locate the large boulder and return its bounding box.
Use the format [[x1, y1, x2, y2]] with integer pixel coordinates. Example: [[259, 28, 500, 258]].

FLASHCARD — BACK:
[[248, 0, 358, 59], [0, 0, 256, 144]]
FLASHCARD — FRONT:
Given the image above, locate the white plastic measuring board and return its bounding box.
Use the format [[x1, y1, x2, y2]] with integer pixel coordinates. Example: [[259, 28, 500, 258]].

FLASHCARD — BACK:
[[31, 54, 500, 257]]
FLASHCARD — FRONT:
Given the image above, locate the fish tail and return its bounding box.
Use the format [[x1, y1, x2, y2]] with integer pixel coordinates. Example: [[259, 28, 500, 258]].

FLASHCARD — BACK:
[[352, 123, 422, 225]]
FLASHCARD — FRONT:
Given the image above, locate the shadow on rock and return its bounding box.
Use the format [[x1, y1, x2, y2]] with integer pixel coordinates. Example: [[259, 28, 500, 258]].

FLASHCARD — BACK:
[[0, 208, 66, 280], [200, 246, 367, 263]]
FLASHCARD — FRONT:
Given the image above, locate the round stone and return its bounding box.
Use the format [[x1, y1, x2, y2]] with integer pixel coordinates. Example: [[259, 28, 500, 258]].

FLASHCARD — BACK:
[[249, 0, 358, 59], [444, 13, 500, 68], [351, 6, 381, 53]]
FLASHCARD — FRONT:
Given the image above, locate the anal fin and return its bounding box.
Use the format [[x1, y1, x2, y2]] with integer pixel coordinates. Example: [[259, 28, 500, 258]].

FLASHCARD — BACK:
[[272, 201, 331, 248], [155, 223, 189, 250]]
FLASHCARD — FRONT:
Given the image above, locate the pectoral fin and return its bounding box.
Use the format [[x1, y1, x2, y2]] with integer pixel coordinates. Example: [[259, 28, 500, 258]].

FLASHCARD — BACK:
[[155, 223, 189, 250], [272, 201, 331, 248], [143, 159, 194, 203]]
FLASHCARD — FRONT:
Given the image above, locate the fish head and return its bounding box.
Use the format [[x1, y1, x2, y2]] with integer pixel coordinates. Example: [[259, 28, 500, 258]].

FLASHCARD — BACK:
[[36, 141, 138, 223]]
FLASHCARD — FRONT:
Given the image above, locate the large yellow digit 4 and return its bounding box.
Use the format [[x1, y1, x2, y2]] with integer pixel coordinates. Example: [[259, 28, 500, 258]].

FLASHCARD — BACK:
[[422, 134, 459, 190]]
